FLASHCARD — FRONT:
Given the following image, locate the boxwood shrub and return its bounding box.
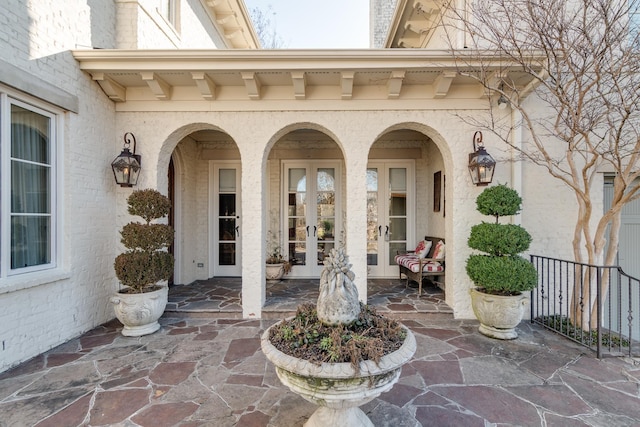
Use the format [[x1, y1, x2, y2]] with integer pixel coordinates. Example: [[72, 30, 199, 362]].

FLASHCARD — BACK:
[[466, 254, 538, 294], [466, 184, 537, 294], [114, 189, 174, 293], [468, 222, 532, 256]]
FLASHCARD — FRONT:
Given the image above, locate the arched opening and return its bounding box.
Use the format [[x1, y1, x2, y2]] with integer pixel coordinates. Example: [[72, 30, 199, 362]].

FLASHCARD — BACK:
[[367, 127, 446, 291], [166, 127, 241, 287], [265, 128, 345, 279]]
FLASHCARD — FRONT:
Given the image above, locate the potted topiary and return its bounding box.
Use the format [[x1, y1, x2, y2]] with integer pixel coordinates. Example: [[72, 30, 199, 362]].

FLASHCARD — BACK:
[[266, 230, 291, 282], [111, 189, 174, 336], [466, 184, 538, 339]]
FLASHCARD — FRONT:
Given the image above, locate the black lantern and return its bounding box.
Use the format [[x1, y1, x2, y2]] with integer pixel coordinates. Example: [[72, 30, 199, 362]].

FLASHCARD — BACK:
[[468, 131, 496, 186], [111, 132, 141, 187]]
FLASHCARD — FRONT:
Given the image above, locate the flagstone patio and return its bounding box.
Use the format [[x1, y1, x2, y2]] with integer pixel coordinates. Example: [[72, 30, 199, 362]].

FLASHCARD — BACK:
[[2, 279, 640, 426]]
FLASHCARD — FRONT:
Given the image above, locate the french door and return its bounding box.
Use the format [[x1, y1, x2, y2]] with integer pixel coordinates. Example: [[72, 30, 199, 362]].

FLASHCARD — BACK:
[[283, 161, 341, 277], [210, 163, 241, 276], [367, 161, 415, 277]]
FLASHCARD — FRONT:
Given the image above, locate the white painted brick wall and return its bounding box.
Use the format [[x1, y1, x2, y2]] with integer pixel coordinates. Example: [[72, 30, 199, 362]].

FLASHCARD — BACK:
[[0, 0, 235, 372], [115, 0, 226, 49], [370, 0, 398, 48], [0, 0, 119, 372]]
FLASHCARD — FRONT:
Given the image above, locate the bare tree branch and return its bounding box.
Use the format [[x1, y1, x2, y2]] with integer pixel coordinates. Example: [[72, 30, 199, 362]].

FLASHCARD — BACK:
[[442, 0, 640, 327]]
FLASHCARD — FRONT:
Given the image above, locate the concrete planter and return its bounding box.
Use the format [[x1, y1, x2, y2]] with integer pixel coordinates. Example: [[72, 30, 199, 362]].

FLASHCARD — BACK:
[[110, 286, 168, 336], [470, 287, 529, 340], [261, 321, 416, 427], [265, 262, 285, 281]]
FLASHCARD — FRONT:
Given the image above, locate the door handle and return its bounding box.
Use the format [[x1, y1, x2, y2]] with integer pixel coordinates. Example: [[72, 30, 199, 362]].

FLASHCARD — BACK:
[[385, 226, 389, 241], [235, 226, 239, 237], [313, 226, 317, 237], [378, 225, 382, 236], [306, 225, 310, 237]]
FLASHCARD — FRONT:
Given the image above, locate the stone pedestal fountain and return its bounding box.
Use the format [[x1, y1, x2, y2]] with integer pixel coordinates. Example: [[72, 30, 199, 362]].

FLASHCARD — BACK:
[[261, 249, 416, 426]]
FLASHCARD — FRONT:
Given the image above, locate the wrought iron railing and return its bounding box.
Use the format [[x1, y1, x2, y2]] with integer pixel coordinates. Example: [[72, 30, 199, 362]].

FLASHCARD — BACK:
[[530, 255, 640, 358]]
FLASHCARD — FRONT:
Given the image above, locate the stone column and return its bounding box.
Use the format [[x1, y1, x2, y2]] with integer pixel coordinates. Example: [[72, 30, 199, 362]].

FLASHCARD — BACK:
[[343, 140, 369, 303], [237, 132, 267, 318]]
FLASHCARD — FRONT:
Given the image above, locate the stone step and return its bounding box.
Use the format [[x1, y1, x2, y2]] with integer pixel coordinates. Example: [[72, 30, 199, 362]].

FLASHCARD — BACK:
[[163, 307, 454, 321]]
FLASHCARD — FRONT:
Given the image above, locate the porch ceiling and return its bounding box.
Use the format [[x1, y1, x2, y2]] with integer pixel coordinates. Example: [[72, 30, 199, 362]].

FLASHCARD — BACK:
[[72, 49, 543, 104]]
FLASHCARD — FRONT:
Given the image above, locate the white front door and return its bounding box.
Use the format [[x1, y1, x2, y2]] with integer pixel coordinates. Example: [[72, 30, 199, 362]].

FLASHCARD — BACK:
[[210, 163, 241, 276], [284, 161, 341, 277], [367, 161, 415, 277]]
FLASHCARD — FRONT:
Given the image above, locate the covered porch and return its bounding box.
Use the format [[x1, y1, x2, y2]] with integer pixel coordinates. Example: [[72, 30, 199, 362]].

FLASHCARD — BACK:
[[73, 49, 541, 320]]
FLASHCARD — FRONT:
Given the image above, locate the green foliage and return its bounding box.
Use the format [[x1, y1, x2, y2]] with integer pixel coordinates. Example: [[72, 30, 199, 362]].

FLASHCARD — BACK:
[[120, 223, 174, 252], [127, 189, 171, 224], [114, 251, 174, 290], [538, 315, 630, 348], [466, 255, 538, 293], [466, 185, 537, 294], [468, 223, 532, 256], [114, 189, 174, 293], [476, 184, 522, 221]]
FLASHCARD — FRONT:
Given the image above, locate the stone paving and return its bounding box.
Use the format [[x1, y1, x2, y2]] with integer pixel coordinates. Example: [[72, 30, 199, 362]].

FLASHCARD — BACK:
[[2, 280, 640, 426], [166, 278, 453, 319]]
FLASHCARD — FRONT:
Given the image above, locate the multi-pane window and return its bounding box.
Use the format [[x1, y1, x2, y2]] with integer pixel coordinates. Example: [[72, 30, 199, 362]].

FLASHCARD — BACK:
[[1, 95, 57, 277]]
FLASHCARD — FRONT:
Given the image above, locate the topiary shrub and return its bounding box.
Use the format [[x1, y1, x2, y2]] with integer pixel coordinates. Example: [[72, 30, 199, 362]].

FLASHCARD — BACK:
[[466, 184, 537, 295], [114, 189, 174, 293], [476, 184, 522, 220], [468, 223, 532, 256]]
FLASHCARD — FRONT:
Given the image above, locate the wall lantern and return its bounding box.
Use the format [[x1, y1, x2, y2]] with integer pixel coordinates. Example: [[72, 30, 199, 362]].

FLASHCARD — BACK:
[[497, 83, 510, 110], [111, 132, 141, 187], [468, 131, 496, 186], [497, 93, 509, 109]]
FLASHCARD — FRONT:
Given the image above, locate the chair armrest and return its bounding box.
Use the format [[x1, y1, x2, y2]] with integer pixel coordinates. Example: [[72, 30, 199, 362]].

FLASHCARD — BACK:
[[420, 257, 445, 266], [397, 250, 416, 255]]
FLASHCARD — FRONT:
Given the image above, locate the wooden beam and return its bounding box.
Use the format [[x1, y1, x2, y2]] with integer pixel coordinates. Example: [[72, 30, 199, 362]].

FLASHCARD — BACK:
[[433, 71, 457, 98], [191, 72, 216, 100], [92, 72, 125, 102], [140, 72, 171, 100], [341, 71, 354, 100], [241, 71, 261, 99], [291, 71, 306, 100], [387, 70, 405, 99]]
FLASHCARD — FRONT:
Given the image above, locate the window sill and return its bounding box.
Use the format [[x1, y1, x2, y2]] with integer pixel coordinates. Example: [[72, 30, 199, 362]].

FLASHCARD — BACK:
[[0, 269, 71, 295]]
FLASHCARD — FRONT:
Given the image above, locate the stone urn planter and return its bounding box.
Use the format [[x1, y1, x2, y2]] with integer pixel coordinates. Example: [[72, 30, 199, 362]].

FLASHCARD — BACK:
[[265, 262, 285, 281], [113, 189, 174, 337], [111, 286, 168, 337], [466, 185, 538, 340], [262, 248, 416, 426], [261, 322, 415, 426], [470, 288, 529, 340]]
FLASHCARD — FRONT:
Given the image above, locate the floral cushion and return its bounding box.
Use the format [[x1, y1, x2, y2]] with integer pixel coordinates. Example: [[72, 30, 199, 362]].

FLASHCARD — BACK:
[[432, 240, 445, 260], [394, 254, 444, 273], [415, 240, 432, 259]]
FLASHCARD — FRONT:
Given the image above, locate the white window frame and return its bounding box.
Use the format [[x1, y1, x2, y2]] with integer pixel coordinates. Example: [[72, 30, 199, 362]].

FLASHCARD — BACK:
[[158, 0, 180, 30], [0, 90, 61, 280]]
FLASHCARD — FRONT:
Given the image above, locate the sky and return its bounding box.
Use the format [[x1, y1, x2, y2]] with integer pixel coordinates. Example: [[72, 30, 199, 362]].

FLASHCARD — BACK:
[[244, 0, 370, 48]]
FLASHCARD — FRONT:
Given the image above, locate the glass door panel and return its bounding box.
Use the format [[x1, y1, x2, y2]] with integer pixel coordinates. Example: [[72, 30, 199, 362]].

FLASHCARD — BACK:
[[388, 168, 408, 266], [287, 168, 307, 266], [316, 168, 335, 266], [367, 162, 413, 277], [367, 168, 379, 267], [212, 164, 241, 276], [284, 162, 341, 277]]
